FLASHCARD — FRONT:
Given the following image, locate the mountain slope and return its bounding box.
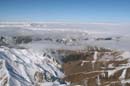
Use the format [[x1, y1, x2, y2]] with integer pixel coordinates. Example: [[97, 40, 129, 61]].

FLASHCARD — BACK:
[[0, 46, 66, 86], [63, 47, 130, 86]]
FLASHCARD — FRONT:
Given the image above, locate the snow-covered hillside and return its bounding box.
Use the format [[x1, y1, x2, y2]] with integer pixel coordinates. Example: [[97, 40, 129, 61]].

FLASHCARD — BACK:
[[0, 46, 67, 86]]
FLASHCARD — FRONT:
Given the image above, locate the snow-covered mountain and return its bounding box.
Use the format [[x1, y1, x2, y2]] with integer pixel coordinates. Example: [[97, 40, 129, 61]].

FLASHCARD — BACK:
[[0, 22, 130, 86], [0, 46, 67, 86]]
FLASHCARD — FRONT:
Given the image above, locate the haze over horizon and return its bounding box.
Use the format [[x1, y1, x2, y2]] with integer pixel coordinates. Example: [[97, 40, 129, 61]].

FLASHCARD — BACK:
[[0, 0, 130, 23]]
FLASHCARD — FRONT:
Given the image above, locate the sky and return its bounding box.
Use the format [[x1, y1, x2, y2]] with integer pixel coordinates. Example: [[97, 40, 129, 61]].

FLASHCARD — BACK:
[[0, 0, 130, 22]]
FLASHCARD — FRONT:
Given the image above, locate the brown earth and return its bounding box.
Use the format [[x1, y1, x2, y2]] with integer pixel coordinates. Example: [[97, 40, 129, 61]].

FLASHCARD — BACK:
[[61, 47, 130, 86]]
